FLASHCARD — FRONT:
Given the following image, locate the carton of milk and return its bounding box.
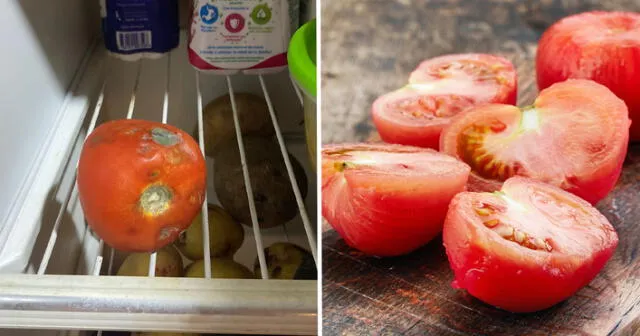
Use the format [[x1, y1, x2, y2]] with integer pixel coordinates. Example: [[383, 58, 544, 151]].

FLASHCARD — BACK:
[[101, 0, 180, 61], [189, 0, 299, 74]]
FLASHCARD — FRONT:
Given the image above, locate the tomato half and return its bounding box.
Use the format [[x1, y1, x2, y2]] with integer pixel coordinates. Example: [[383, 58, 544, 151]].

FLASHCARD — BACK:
[[372, 54, 517, 149], [77, 119, 207, 252], [322, 143, 470, 256], [443, 177, 618, 313], [536, 11, 640, 140], [440, 79, 630, 205]]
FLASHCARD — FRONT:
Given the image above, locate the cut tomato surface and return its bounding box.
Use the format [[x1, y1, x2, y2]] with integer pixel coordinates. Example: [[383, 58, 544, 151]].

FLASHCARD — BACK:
[[440, 79, 630, 205], [322, 143, 470, 256], [372, 54, 517, 150], [536, 11, 640, 140], [443, 177, 618, 313]]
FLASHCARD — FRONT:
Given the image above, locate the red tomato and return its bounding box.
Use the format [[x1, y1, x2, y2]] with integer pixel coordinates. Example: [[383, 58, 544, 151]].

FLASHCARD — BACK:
[[77, 119, 207, 252], [440, 79, 630, 205], [443, 177, 618, 313], [322, 143, 470, 256], [372, 54, 517, 149], [536, 11, 640, 140]]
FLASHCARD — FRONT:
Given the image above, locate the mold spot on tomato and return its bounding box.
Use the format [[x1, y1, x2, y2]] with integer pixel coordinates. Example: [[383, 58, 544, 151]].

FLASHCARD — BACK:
[[165, 148, 183, 165], [139, 185, 173, 217], [124, 127, 141, 135], [148, 170, 160, 180], [138, 144, 154, 157], [158, 226, 180, 241], [151, 128, 181, 147]]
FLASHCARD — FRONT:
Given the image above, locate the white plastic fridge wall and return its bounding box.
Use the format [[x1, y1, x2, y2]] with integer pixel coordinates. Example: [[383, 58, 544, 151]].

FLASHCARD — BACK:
[[0, 0, 98, 272]]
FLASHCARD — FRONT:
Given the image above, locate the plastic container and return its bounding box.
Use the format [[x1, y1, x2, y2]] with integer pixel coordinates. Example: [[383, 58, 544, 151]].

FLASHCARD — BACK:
[[189, 0, 300, 75], [288, 19, 316, 169], [100, 0, 180, 61]]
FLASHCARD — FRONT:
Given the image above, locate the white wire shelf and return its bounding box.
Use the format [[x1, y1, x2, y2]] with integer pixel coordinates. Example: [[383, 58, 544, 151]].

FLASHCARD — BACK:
[[0, 34, 317, 335]]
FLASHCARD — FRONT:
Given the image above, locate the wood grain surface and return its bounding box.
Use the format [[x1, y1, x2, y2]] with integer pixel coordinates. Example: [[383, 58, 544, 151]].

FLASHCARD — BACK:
[[321, 1, 640, 335]]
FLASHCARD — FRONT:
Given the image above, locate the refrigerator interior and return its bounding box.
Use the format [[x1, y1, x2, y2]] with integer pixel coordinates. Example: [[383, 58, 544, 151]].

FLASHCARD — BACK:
[[0, 0, 317, 335]]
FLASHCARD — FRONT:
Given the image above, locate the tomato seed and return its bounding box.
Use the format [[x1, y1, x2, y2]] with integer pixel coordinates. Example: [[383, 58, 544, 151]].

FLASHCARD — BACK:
[[490, 120, 507, 133], [495, 225, 514, 238], [475, 208, 492, 216], [484, 219, 500, 228]]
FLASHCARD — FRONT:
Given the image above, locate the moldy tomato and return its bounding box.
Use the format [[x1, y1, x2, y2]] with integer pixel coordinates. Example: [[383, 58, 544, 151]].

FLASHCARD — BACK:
[[77, 119, 206, 252], [322, 143, 470, 256], [372, 54, 517, 149], [440, 79, 630, 205], [443, 177, 618, 313], [536, 11, 640, 140]]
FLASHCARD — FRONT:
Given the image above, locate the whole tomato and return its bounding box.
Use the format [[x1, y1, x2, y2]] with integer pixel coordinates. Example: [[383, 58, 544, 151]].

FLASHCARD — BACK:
[[77, 119, 206, 252], [536, 11, 640, 140]]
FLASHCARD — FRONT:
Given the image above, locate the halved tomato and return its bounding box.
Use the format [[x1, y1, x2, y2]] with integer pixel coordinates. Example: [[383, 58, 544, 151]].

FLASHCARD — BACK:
[[372, 54, 517, 149], [536, 11, 640, 140], [322, 143, 470, 256], [77, 119, 207, 252], [440, 79, 630, 205], [443, 177, 618, 313]]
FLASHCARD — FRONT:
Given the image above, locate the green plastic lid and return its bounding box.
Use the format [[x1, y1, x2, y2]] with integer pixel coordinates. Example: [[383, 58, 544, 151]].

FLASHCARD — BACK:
[[288, 19, 316, 98]]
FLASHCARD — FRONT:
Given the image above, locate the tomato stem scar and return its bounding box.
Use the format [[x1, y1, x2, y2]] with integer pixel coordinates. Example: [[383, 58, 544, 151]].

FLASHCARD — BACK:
[[139, 185, 173, 216], [335, 161, 356, 172]]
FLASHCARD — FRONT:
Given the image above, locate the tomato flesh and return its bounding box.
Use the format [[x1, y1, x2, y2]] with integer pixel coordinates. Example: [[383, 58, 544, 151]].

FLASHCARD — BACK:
[[322, 143, 470, 256], [443, 177, 618, 313], [77, 119, 207, 252], [536, 11, 640, 140], [440, 79, 630, 205], [372, 54, 517, 150]]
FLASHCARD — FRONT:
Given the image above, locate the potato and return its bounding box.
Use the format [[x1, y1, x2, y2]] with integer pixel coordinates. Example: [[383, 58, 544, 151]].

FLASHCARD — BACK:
[[117, 245, 183, 277], [254, 242, 317, 280], [174, 204, 244, 261], [213, 136, 308, 229], [199, 93, 274, 157]]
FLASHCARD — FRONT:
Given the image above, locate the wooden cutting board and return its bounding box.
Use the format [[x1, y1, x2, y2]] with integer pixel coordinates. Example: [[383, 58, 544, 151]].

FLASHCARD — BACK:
[[321, 1, 640, 335]]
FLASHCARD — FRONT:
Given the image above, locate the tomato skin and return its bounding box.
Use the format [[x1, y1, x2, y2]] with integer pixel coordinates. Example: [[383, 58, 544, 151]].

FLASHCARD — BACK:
[[440, 79, 630, 205], [322, 143, 470, 256], [372, 54, 517, 150], [77, 119, 206, 252], [443, 177, 618, 313], [536, 11, 640, 140]]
